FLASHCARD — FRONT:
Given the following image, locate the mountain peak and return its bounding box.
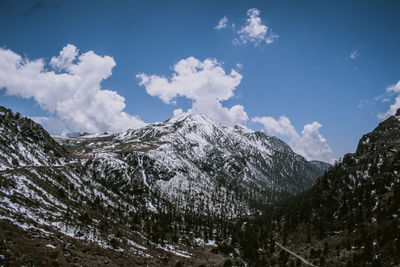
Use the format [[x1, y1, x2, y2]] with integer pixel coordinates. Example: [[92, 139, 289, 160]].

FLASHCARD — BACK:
[[0, 105, 331, 265], [167, 113, 219, 127]]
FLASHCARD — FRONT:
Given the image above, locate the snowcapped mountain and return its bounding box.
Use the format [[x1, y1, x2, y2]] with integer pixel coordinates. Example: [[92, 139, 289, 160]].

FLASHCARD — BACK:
[[56, 113, 328, 218], [0, 105, 329, 265], [0, 106, 167, 263]]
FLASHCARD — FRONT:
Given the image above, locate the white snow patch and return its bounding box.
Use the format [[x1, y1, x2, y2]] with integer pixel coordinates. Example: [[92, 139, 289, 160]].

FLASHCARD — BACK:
[[127, 239, 148, 250], [157, 244, 192, 258]]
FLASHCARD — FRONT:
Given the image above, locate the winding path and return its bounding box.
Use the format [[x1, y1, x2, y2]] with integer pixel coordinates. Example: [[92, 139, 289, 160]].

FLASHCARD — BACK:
[[275, 242, 317, 267]]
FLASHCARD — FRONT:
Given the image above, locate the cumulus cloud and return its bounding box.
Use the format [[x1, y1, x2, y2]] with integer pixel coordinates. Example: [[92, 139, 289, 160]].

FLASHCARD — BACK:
[[378, 80, 400, 119], [137, 57, 248, 126], [252, 116, 298, 140], [350, 49, 359, 60], [252, 116, 333, 163], [0, 44, 146, 133], [291, 122, 333, 163], [234, 8, 278, 47], [215, 16, 228, 30], [49, 44, 78, 71]]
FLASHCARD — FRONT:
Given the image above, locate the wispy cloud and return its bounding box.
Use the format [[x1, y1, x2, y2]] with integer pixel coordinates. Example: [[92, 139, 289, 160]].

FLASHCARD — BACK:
[[215, 16, 228, 30], [378, 80, 400, 119], [350, 49, 359, 60], [387, 81, 400, 93], [215, 9, 278, 47], [357, 99, 370, 108], [233, 8, 278, 47]]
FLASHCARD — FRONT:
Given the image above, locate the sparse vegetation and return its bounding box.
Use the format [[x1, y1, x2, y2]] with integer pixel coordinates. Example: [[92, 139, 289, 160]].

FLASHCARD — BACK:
[[1, 105, 399, 266]]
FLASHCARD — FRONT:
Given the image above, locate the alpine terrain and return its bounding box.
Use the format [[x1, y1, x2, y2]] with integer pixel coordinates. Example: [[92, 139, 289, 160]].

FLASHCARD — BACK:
[[0, 105, 328, 266], [1, 104, 399, 266], [236, 109, 400, 266]]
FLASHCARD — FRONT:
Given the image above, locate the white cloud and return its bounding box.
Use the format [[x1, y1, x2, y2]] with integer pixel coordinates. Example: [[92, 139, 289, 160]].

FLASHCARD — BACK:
[[215, 16, 228, 30], [291, 122, 333, 163], [252, 116, 333, 163], [234, 8, 278, 47], [378, 80, 400, 119], [387, 80, 400, 93], [350, 49, 359, 60], [137, 57, 248, 127], [379, 95, 400, 119], [0, 44, 146, 133], [49, 44, 78, 71], [173, 108, 186, 118], [252, 115, 299, 140]]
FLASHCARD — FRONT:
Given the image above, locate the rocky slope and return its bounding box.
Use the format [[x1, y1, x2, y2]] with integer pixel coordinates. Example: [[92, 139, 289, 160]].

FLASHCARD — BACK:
[[0, 105, 329, 265], [56, 113, 328, 218], [237, 109, 400, 266], [0, 106, 180, 265]]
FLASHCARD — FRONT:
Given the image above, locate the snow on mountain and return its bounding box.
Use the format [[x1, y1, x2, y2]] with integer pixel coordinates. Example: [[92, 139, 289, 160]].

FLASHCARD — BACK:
[[0, 106, 158, 257], [0, 105, 329, 263], [252, 108, 400, 266], [0, 107, 70, 170], [56, 113, 328, 218]]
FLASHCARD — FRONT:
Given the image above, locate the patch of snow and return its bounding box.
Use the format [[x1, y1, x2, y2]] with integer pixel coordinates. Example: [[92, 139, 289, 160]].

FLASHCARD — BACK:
[[46, 244, 56, 249], [157, 244, 192, 258], [127, 239, 148, 250]]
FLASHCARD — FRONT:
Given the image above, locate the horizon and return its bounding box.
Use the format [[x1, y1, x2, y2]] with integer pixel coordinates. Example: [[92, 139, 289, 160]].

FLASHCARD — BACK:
[[1, 0, 400, 163]]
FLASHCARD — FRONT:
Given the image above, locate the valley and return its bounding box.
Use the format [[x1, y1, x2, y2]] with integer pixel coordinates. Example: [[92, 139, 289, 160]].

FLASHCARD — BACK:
[[1, 105, 399, 266]]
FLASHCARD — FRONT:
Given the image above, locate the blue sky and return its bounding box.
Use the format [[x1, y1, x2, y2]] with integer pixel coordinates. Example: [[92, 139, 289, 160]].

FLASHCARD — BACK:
[[0, 0, 400, 162]]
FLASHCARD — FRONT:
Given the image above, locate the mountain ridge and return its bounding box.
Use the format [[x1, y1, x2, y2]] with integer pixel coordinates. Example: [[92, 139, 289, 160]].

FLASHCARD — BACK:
[[235, 109, 400, 266], [58, 112, 329, 216], [0, 105, 330, 266]]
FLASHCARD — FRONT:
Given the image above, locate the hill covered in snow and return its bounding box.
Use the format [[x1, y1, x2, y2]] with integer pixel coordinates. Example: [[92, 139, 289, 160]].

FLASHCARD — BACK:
[[0, 105, 329, 265]]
